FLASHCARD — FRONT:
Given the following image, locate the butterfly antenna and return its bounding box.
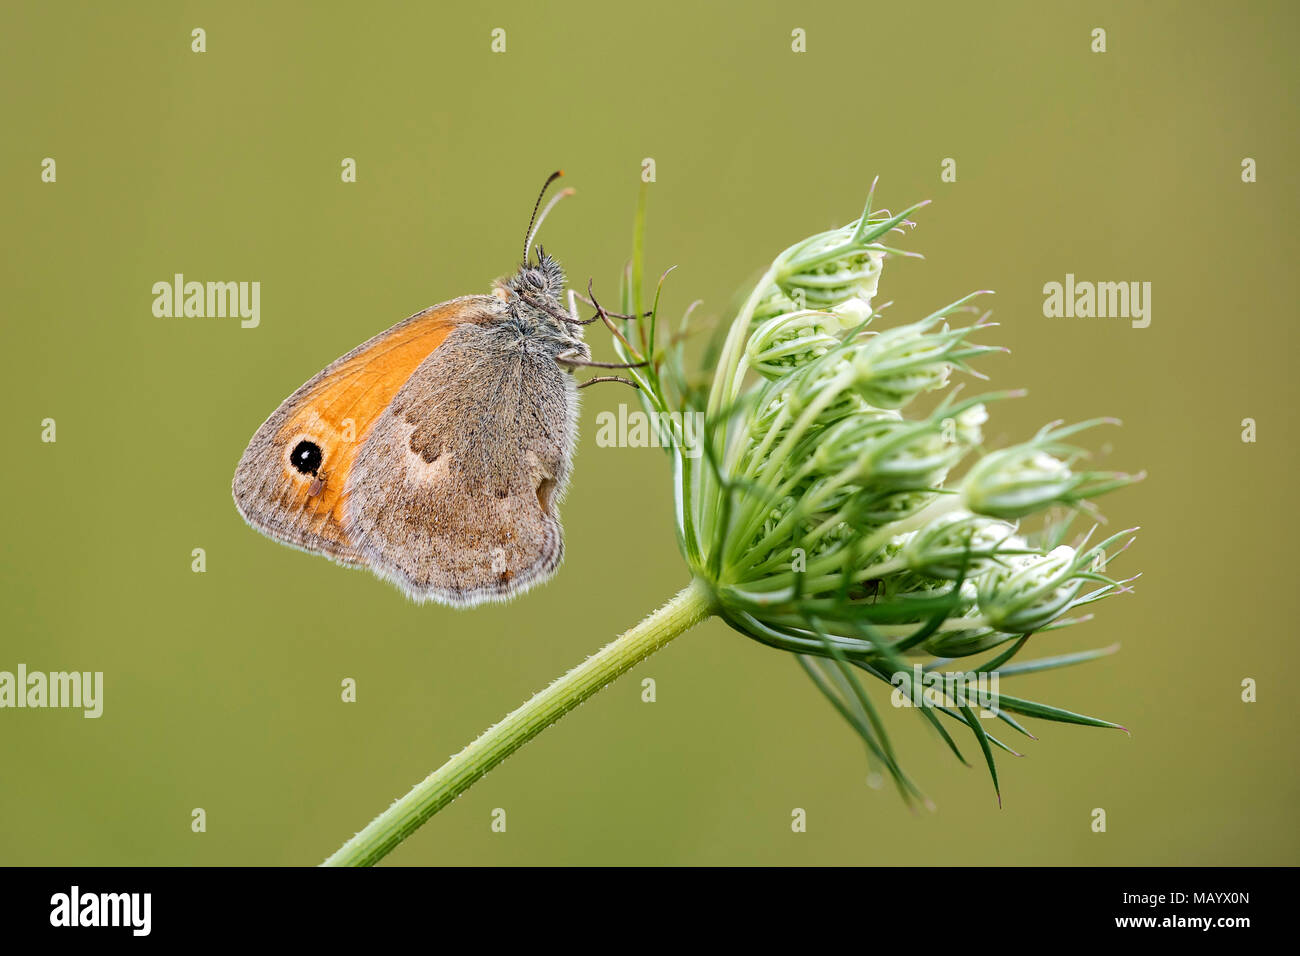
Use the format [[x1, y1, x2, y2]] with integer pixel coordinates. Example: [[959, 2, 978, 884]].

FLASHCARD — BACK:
[[522, 170, 569, 263]]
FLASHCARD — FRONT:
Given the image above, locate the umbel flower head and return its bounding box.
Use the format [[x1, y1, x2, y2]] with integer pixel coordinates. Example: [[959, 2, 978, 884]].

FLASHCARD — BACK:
[[609, 182, 1142, 806]]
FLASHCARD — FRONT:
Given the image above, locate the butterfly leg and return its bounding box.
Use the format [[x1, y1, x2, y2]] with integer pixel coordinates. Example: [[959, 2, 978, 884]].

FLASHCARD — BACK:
[[556, 350, 647, 370], [577, 375, 641, 390], [574, 280, 650, 320]]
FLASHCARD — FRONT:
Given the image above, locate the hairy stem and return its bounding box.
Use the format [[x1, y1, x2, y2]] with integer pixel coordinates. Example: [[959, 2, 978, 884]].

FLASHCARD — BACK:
[[321, 579, 716, 867]]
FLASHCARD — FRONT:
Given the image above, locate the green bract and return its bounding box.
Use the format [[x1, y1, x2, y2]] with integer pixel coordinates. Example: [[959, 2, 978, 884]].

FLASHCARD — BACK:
[[612, 183, 1142, 805]]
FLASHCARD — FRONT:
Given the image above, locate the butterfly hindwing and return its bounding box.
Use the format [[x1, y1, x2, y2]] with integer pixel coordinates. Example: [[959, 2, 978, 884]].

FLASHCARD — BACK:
[[346, 316, 579, 604]]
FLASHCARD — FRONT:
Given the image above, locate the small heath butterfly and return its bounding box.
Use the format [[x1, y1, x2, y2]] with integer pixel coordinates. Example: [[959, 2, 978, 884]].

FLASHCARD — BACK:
[[233, 172, 629, 606]]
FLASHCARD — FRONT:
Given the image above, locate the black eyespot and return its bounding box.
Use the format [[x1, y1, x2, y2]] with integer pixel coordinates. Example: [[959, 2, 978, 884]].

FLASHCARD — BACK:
[[290, 440, 323, 475]]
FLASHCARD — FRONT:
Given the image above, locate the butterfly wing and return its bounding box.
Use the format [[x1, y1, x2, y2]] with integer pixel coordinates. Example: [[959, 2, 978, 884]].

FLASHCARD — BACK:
[[232, 295, 502, 563], [344, 317, 579, 605]]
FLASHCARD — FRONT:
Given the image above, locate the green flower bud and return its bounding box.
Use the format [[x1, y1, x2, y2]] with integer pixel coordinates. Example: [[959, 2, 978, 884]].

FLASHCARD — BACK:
[[778, 242, 886, 312], [976, 546, 1084, 633], [849, 308, 997, 409], [747, 309, 856, 379], [902, 510, 1022, 580], [961, 421, 1137, 520], [810, 415, 966, 491]]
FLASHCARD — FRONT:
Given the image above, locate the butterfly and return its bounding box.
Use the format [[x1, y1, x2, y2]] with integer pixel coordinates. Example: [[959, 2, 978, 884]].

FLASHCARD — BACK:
[[232, 173, 638, 606]]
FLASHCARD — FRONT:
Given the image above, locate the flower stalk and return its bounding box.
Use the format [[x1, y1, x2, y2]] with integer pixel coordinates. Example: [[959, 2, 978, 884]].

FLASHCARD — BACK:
[[322, 580, 714, 866]]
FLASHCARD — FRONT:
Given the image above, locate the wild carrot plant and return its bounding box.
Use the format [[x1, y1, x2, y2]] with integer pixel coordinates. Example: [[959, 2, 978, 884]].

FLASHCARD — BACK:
[[324, 183, 1140, 865]]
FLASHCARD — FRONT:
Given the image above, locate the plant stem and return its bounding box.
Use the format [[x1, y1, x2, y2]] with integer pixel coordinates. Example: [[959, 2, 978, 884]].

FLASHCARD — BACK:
[[321, 579, 716, 867]]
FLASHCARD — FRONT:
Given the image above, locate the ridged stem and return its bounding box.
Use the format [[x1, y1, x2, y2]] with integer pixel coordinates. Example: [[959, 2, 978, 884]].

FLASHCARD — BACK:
[[321, 579, 715, 866]]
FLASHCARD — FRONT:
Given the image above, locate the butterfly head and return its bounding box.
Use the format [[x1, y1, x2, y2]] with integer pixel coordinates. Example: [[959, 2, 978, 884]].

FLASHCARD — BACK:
[[506, 245, 567, 303], [502, 247, 589, 362], [490, 172, 588, 352]]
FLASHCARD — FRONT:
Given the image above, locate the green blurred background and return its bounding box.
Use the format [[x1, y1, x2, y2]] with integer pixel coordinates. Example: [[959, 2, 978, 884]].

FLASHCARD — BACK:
[[2, 0, 1296, 865]]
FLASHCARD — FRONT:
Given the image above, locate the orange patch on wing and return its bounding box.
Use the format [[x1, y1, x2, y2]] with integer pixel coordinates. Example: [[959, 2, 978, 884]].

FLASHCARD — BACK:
[[272, 299, 484, 538]]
